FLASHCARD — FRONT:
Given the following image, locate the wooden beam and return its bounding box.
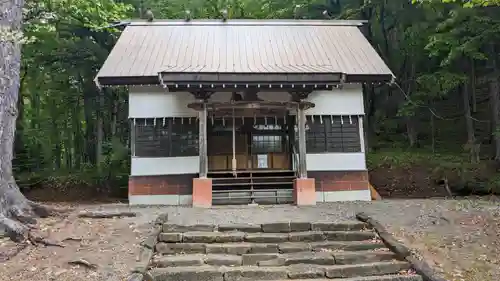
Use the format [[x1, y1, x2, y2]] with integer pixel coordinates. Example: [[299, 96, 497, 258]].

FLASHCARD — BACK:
[[199, 102, 208, 178], [297, 106, 307, 178]]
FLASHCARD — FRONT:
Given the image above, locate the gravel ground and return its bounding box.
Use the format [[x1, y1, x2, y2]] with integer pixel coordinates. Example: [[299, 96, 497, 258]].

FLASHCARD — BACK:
[[0, 198, 498, 281]]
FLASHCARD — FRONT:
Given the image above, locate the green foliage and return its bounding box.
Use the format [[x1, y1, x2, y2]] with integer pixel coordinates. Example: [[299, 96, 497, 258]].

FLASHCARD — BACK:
[[13, 0, 500, 198]]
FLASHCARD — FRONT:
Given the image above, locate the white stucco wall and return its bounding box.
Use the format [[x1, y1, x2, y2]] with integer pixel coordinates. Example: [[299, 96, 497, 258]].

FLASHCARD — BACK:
[[131, 157, 199, 176], [128, 84, 365, 118], [128, 86, 198, 118], [128, 84, 367, 176]]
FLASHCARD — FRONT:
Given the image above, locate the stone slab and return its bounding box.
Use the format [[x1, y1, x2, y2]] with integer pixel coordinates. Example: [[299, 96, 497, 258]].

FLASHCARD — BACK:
[[215, 232, 246, 243], [324, 231, 376, 241], [158, 232, 183, 242], [241, 253, 279, 265], [311, 222, 367, 232], [288, 231, 325, 242], [223, 266, 288, 281], [333, 251, 397, 265], [155, 242, 206, 254], [258, 258, 285, 267], [261, 222, 291, 233], [132, 247, 154, 273], [249, 244, 279, 254], [205, 254, 243, 266], [278, 242, 311, 253], [150, 266, 223, 281], [310, 241, 386, 252], [269, 276, 423, 281], [289, 222, 311, 232], [218, 224, 262, 233], [245, 233, 288, 243], [206, 243, 252, 255], [287, 264, 325, 279], [183, 232, 219, 243], [325, 261, 411, 278], [153, 254, 205, 267], [163, 223, 215, 233], [141, 227, 160, 249], [127, 273, 144, 281], [282, 252, 335, 266]]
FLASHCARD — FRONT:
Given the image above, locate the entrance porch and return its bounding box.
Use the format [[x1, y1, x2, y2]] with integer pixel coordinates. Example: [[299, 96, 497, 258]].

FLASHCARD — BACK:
[[189, 100, 314, 206]]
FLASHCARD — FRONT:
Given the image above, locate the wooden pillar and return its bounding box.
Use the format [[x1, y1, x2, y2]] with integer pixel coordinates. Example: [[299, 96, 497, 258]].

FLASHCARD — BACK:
[[199, 101, 208, 178], [297, 105, 307, 178]]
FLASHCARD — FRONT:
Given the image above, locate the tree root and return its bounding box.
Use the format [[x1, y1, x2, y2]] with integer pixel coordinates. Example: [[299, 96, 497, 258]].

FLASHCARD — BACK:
[[0, 242, 28, 262], [29, 201, 73, 218], [28, 231, 65, 248], [68, 258, 97, 269], [0, 215, 29, 242]]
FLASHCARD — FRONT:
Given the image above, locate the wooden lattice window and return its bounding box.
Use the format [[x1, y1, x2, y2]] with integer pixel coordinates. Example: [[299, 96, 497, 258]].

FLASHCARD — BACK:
[[303, 115, 361, 153], [132, 117, 198, 157]]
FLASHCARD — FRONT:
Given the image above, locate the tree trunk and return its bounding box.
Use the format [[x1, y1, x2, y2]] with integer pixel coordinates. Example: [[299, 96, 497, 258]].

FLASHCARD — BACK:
[[462, 84, 479, 163], [0, 0, 51, 240], [0, 0, 33, 237], [490, 51, 500, 163]]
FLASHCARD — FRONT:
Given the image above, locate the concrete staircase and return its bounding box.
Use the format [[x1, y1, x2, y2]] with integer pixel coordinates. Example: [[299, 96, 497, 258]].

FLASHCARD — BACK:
[[150, 222, 422, 281]]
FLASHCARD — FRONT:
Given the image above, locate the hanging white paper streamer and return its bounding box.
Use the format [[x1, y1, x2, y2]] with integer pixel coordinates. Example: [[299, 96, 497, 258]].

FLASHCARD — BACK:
[[349, 115, 352, 124], [340, 115, 344, 125], [319, 115, 323, 124]]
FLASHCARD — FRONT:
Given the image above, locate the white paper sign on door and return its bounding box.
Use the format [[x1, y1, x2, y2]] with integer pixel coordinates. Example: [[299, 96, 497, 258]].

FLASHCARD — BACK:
[[257, 154, 268, 169]]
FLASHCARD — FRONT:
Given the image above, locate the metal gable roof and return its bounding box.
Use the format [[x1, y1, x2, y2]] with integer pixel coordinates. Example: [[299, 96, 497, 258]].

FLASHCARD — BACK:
[[95, 20, 394, 85]]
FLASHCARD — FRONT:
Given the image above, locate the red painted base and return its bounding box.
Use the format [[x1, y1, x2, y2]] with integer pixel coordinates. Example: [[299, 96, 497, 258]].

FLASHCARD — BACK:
[[192, 178, 212, 208], [293, 178, 316, 206]]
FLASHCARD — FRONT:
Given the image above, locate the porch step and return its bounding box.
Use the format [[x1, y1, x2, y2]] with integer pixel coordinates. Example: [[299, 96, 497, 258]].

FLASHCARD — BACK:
[[213, 181, 295, 187], [150, 262, 417, 280], [153, 251, 397, 267], [158, 230, 377, 244], [210, 170, 295, 205]]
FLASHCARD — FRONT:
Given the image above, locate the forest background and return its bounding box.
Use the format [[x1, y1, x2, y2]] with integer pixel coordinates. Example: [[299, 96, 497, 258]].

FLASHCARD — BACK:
[[16, 0, 500, 201]]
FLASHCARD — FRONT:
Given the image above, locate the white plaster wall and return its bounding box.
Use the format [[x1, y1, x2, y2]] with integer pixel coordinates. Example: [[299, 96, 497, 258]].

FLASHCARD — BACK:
[[131, 156, 199, 176], [289, 84, 364, 115], [306, 153, 366, 171], [129, 86, 198, 118], [129, 85, 363, 117], [129, 195, 192, 205], [316, 190, 371, 202]]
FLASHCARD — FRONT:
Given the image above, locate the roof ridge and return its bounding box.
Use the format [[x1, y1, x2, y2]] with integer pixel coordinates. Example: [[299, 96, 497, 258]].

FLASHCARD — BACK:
[[125, 19, 366, 27]]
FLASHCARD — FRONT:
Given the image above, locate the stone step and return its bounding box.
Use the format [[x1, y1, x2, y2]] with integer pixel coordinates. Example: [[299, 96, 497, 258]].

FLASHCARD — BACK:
[[152, 250, 397, 268], [155, 241, 387, 255], [149, 261, 414, 281], [159, 231, 377, 244], [162, 221, 369, 234]]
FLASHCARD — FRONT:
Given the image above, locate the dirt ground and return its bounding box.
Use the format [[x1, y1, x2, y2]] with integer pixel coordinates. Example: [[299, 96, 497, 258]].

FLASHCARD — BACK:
[[0, 198, 498, 281]]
